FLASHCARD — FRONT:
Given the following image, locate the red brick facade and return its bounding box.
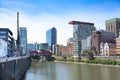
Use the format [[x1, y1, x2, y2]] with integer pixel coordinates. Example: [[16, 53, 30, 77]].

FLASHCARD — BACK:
[[58, 43, 73, 56], [91, 30, 115, 55]]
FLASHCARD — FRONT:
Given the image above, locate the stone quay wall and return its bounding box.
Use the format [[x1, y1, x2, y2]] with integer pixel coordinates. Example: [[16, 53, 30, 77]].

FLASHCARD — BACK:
[[0, 57, 31, 80]]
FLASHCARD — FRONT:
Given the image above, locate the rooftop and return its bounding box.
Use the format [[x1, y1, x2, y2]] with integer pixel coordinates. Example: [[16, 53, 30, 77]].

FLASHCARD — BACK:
[[0, 28, 13, 35], [68, 21, 94, 25], [105, 18, 120, 24]]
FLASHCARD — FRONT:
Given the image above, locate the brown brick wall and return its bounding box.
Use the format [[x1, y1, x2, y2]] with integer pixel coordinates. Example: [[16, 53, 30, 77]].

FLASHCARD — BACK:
[[91, 31, 115, 55], [58, 44, 73, 56]]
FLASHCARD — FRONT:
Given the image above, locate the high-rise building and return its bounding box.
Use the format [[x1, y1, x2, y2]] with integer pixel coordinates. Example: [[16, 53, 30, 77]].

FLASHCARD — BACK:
[[46, 27, 57, 51], [69, 21, 95, 57], [0, 28, 16, 57], [19, 27, 27, 55], [106, 18, 120, 38]]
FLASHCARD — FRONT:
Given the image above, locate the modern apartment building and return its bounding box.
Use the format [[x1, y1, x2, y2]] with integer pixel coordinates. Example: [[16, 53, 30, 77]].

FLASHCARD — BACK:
[[0, 39, 7, 57], [69, 21, 95, 57], [0, 28, 16, 57], [19, 27, 27, 55], [106, 18, 120, 38], [91, 30, 115, 55], [46, 27, 57, 51]]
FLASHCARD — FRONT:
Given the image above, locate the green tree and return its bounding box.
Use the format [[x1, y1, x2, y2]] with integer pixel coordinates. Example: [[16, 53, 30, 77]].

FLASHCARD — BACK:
[[85, 47, 94, 60]]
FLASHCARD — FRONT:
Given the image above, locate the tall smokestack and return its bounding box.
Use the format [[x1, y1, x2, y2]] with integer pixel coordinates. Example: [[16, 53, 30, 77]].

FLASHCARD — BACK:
[[17, 12, 20, 49], [17, 12, 19, 35]]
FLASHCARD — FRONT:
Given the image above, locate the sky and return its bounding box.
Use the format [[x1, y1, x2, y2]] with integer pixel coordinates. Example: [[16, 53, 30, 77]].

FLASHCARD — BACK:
[[0, 0, 120, 45]]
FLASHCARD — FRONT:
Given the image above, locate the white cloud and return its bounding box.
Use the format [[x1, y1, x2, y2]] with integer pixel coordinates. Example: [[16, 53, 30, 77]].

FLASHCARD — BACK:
[[0, 6, 120, 45], [0, 9, 73, 45]]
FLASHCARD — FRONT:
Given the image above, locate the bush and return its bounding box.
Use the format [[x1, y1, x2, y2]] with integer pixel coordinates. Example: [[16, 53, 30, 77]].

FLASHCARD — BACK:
[[81, 59, 87, 63], [78, 59, 81, 62], [54, 55, 120, 66], [117, 61, 120, 65], [93, 59, 101, 64]]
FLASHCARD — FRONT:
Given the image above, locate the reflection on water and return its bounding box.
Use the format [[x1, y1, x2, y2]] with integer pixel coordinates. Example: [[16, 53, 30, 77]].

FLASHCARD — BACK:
[[22, 62, 120, 80]]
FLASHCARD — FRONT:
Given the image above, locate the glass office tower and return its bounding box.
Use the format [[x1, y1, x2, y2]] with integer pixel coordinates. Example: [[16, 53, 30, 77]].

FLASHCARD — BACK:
[[46, 27, 57, 51], [19, 27, 27, 55]]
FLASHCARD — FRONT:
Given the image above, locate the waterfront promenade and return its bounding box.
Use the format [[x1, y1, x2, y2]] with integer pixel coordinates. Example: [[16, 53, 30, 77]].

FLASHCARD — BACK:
[[0, 55, 29, 62]]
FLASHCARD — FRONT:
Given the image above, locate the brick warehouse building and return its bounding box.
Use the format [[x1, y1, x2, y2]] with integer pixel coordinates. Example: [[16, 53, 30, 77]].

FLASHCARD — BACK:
[[91, 30, 115, 55], [57, 43, 73, 56], [116, 38, 120, 55]]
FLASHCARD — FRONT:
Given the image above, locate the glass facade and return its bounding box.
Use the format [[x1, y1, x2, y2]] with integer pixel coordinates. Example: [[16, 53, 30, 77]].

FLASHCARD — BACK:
[[19, 27, 27, 55], [46, 27, 57, 50], [0, 39, 7, 57], [27, 43, 36, 54], [81, 36, 91, 53], [39, 43, 48, 50], [72, 23, 95, 57]]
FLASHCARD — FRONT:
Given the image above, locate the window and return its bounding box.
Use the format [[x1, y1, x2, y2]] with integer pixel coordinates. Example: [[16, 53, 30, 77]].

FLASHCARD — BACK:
[[0, 36, 6, 38], [0, 31, 6, 33]]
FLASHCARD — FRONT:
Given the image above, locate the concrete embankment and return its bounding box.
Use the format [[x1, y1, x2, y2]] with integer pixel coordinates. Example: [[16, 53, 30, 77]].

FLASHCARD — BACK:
[[0, 57, 31, 80]]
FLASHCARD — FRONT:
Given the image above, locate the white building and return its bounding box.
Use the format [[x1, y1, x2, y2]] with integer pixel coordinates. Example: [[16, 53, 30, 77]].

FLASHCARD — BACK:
[[0, 39, 7, 57], [100, 42, 109, 56], [100, 41, 116, 56]]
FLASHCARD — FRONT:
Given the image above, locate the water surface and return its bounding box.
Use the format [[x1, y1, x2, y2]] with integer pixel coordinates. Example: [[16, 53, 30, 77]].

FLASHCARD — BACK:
[[22, 62, 120, 80]]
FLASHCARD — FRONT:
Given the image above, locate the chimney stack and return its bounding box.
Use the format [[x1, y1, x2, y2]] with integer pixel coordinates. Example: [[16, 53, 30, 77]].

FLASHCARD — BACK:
[[17, 12, 20, 49]]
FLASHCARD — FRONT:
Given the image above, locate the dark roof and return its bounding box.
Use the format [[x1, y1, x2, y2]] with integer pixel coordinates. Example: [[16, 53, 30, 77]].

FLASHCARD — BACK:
[[0, 28, 13, 35], [68, 21, 94, 25]]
